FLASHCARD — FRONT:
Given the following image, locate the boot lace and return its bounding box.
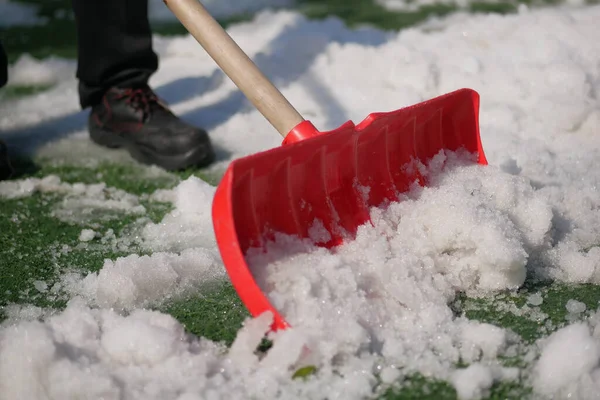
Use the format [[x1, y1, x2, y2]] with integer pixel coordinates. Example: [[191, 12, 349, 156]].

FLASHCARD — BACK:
[[115, 87, 167, 122]]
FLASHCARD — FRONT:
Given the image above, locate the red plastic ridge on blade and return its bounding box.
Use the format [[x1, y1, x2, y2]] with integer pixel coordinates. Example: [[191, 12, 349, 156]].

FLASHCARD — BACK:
[[212, 88, 488, 331], [282, 120, 322, 145]]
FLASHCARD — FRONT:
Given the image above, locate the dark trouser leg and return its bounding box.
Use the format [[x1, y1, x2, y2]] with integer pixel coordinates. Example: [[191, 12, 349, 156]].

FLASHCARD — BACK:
[[0, 40, 12, 180], [72, 0, 158, 109], [0, 41, 7, 89]]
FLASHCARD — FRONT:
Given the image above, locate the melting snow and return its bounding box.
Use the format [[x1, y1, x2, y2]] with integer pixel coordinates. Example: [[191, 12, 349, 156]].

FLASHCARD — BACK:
[[78, 229, 96, 242], [247, 150, 542, 389], [532, 321, 600, 398], [0, 3, 600, 400]]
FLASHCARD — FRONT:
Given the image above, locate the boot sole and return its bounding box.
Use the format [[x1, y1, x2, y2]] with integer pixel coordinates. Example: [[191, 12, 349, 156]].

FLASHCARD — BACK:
[[89, 126, 215, 171]]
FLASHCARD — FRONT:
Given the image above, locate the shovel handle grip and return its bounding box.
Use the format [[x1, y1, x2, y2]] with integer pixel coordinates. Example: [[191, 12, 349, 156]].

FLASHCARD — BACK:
[[164, 0, 305, 137]]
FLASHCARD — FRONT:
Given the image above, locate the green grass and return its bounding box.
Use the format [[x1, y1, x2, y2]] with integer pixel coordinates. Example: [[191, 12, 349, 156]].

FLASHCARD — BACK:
[[298, 0, 456, 30], [381, 374, 531, 399], [1, 0, 600, 399], [161, 287, 249, 345]]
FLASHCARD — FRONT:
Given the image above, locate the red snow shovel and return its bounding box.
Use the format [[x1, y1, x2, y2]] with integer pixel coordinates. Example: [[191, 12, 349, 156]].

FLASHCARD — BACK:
[[166, 0, 488, 331]]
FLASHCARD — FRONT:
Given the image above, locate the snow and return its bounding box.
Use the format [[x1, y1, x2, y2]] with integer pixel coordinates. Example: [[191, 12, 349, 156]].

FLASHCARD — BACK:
[[141, 176, 218, 253], [78, 229, 96, 242], [244, 151, 538, 393], [33, 280, 48, 293], [566, 299, 587, 314], [5, 55, 75, 87], [61, 177, 226, 311], [0, 2, 600, 400], [533, 322, 600, 397], [62, 248, 223, 310], [451, 364, 500, 400], [0, 174, 147, 223], [527, 293, 544, 306]]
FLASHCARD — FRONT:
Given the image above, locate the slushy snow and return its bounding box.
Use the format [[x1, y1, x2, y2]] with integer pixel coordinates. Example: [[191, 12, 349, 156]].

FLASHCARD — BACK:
[[532, 321, 600, 398], [61, 176, 226, 311], [78, 229, 96, 242], [0, 2, 600, 400]]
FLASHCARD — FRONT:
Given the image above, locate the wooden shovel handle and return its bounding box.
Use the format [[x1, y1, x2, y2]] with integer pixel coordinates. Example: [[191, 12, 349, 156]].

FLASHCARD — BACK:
[[164, 0, 305, 137]]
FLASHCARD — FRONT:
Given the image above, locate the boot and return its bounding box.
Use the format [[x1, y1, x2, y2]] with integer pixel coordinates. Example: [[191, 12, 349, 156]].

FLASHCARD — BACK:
[[88, 85, 215, 171]]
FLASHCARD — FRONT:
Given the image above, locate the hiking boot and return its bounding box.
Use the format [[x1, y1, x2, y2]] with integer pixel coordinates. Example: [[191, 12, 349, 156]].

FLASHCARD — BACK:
[[88, 85, 215, 171], [0, 139, 13, 181]]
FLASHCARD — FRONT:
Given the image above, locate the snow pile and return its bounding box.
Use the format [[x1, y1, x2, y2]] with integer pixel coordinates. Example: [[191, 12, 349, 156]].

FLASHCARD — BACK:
[[451, 363, 518, 400], [5, 55, 76, 87], [532, 320, 600, 398], [141, 176, 218, 253], [61, 176, 226, 310], [0, 150, 550, 400], [0, 298, 279, 400], [0, 3, 599, 400], [0, 174, 145, 222], [62, 247, 224, 310], [0, 174, 68, 199], [247, 150, 545, 390]]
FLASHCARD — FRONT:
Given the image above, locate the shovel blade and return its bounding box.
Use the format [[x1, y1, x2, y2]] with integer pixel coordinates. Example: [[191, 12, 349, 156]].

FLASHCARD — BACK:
[[212, 88, 487, 330]]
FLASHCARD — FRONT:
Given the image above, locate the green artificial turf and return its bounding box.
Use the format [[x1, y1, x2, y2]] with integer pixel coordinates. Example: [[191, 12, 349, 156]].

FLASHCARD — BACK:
[[2, 0, 600, 399]]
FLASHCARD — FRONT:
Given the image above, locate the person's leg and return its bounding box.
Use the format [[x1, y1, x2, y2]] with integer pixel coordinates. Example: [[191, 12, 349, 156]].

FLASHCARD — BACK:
[[0, 41, 14, 180], [72, 0, 215, 170], [72, 0, 158, 109], [0, 41, 7, 89]]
